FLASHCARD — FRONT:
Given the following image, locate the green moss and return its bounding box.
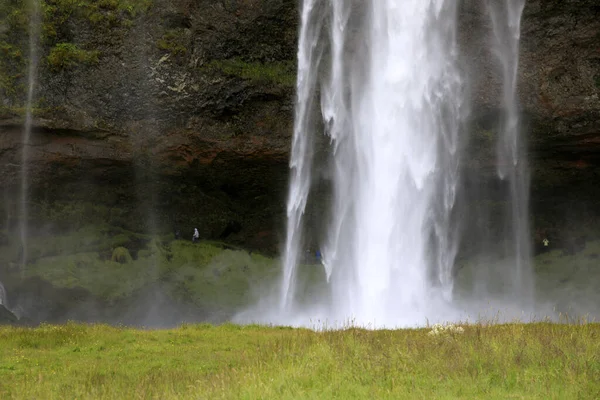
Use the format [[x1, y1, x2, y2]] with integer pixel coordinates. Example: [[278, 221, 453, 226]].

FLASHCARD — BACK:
[[156, 29, 187, 56], [160, 244, 279, 310], [203, 58, 297, 88], [110, 233, 132, 248], [0, 3, 29, 34], [47, 42, 99, 71], [167, 241, 223, 268], [42, 0, 152, 36], [111, 247, 132, 264], [25, 251, 155, 302], [13, 233, 280, 306], [0, 42, 24, 61], [0, 222, 280, 305], [0, 2, 28, 103], [1, 0, 153, 104]]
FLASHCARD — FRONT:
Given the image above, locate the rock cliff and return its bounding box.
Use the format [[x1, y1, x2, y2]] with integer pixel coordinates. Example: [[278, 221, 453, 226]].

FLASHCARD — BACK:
[[0, 0, 598, 251]]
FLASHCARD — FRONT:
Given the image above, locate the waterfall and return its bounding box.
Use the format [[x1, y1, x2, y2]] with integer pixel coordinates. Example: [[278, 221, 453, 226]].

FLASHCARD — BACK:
[[19, 0, 41, 270], [279, 0, 465, 327], [234, 0, 535, 328], [280, 0, 327, 310], [487, 0, 533, 306]]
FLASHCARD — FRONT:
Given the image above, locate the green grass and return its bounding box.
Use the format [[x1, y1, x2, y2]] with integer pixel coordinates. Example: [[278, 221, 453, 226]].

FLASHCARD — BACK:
[[0, 322, 598, 399]]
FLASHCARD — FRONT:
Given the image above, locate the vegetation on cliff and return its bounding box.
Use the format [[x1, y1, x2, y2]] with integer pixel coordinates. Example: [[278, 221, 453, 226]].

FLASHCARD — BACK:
[[0, 224, 281, 313], [156, 28, 187, 57], [0, 0, 153, 109], [42, 0, 152, 37], [202, 58, 296, 88], [46, 42, 99, 71], [0, 0, 28, 103], [0, 213, 598, 326]]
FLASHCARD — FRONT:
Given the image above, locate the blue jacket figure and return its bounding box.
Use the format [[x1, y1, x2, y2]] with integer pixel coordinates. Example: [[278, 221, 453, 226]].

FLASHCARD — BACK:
[[315, 250, 322, 262]]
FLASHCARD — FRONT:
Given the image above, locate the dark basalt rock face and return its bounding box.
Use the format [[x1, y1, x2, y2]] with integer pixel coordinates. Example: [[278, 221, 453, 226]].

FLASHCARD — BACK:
[[0, 304, 18, 325], [459, 0, 600, 251], [0, 0, 297, 252], [0, 0, 598, 252]]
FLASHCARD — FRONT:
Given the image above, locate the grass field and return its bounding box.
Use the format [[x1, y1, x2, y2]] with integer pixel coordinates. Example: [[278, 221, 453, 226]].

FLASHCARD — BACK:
[[0, 322, 598, 399]]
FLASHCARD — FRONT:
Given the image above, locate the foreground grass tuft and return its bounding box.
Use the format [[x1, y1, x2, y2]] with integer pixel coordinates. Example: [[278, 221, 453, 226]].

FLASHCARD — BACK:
[[0, 322, 598, 399]]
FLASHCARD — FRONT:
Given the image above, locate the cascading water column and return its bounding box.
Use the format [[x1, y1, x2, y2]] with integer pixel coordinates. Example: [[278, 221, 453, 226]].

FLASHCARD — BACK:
[[279, 0, 465, 327], [19, 0, 41, 270], [336, 1, 463, 324], [487, 0, 533, 307]]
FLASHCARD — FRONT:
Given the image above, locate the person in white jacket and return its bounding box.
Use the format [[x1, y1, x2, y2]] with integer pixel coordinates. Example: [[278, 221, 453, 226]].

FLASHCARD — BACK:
[[192, 228, 200, 243]]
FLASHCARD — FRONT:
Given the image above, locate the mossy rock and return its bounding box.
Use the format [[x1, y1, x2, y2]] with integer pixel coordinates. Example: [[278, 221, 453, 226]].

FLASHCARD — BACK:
[[47, 43, 99, 71], [156, 28, 188, 57], [202, 58, 296, 88], [111, 247, 132, 264]]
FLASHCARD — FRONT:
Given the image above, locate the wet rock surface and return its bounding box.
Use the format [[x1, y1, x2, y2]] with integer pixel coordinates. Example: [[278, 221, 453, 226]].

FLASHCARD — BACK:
[[0, 0, 598, 250], [0, 304, 18, 325]]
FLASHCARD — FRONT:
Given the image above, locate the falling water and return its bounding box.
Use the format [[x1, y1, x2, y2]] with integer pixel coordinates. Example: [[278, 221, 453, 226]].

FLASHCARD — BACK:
[[278, 0, 465, 327], [229, 0, 537, 328], [0, 281, 6, 307], [487, 0, 533, 306], [19, 0, 41, 269], [280, 0, 327, 310]]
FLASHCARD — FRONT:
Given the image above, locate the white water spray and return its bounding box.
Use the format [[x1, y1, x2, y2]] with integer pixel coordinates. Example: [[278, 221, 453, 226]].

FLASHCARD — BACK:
[[19, 0, 41, 269]]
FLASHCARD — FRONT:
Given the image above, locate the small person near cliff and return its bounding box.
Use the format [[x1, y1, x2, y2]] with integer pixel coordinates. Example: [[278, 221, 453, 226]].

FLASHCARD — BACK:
[[192, 228, 200, 243]]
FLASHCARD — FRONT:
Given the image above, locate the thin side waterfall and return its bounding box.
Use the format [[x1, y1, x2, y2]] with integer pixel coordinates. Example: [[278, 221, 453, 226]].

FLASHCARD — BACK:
[[19, 0, 41, 269], [0, 281, 6, 307], [279, 0, 465, 327], [280, 0, 327, 310], [487, 0, 533, 305]]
